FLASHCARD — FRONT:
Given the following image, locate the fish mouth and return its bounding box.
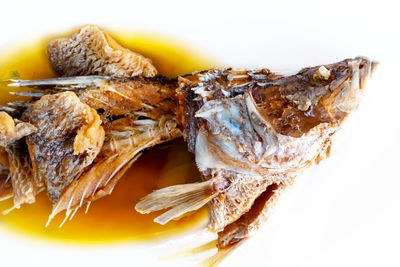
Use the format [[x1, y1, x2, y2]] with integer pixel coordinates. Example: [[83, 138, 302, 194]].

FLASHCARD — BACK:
[[332, 57, 376, 114], [371, 60, 379, 75], [355, 56, 378, 90]]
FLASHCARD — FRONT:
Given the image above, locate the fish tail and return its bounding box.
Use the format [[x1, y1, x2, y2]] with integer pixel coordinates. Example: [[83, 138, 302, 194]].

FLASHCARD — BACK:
[[135, 180, 216, 225]]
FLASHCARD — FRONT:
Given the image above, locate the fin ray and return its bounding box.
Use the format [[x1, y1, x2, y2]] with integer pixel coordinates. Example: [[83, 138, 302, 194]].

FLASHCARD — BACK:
[[135, 180, 215, 225]]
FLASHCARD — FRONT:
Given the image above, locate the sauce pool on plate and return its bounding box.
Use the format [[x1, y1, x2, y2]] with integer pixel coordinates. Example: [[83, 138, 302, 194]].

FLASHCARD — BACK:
[[0, 30, 214, 243]]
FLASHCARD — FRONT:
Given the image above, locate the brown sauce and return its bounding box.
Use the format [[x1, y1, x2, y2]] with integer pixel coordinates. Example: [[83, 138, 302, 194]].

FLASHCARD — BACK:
[[0, 30, 215, 243]]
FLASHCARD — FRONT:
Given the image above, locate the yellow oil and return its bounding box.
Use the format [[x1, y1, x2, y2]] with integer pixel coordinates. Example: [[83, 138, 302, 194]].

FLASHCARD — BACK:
[[0, 29, 215, 243]]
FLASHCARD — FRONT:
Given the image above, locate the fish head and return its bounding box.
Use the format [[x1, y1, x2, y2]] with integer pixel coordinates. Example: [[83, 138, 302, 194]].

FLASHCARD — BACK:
[[248, 57, 377, 137]]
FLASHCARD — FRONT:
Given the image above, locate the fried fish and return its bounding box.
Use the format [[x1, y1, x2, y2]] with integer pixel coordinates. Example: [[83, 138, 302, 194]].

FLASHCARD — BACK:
[[0, 26, 376, 249]]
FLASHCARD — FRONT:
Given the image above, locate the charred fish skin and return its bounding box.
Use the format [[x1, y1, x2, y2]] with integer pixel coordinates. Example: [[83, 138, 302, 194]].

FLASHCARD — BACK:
[[136, 57, 376, 248]]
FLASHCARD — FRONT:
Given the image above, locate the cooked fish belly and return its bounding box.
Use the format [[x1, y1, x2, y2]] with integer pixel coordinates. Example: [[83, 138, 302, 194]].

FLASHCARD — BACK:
[[47, 25, 157, 77], [137, 57, 376, 247]]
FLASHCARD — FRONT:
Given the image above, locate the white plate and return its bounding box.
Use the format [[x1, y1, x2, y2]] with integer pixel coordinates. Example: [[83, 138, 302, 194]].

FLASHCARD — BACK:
[[0, 1, 399, 266]]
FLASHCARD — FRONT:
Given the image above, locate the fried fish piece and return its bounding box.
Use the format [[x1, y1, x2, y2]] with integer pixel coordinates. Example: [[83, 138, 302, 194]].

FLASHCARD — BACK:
[[46, 29, 182, 219], [11, 75, 180, 218], [2, 28, 180, 220], [4, 140, 39, 210], [22, 91, 104, 203], [10, 76, 181, 220], [49, 115, 181, 222], [47, 25, 157, 77], [136, 57, 376, 247]]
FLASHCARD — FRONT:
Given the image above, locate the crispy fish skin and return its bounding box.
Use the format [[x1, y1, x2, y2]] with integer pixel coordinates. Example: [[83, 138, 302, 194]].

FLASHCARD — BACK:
[[136, 57, 376, 247], [47, 25, 157, 78], [23, 91, 104, 203]]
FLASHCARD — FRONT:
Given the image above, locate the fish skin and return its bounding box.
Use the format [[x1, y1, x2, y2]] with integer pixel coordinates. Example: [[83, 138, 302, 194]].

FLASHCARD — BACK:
[[5, 140, 38, 210], [23, 92, 104, 203], [47, 25, 157, 78], [0, 163, 12, 202]]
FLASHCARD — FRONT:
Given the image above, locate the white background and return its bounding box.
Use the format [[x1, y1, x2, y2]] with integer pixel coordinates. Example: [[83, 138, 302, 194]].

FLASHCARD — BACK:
[[0, 0, 399, 266]]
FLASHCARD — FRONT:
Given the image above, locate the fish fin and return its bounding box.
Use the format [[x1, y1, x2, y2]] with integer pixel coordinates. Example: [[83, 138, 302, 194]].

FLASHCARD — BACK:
[[0, 105, 17, 114], [90, 152, 140, 201], [135, 180, 215, 225], [9, 92, 45, 97], [8, 76, 108, 91]]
